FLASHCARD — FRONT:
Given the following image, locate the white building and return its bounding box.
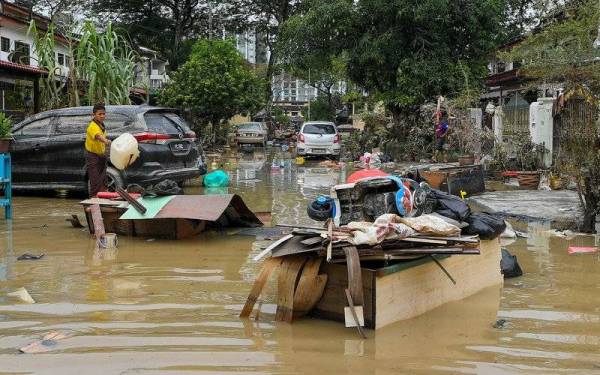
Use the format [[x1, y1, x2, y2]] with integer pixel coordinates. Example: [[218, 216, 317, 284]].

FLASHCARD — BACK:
[[134, 46, 169, 91], [272, 72, 347, 108], [0, 0, 71, 115]]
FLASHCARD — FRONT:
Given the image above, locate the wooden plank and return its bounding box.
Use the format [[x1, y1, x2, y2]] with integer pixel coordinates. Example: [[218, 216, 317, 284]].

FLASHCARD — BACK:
[[254, 234, 293, 261], [116, 187, 147, 214], [240, 257, 282, 318], [276, 256, 308, 322], [312, 263, 376, 328], [374, 239, 502, 329], [345, 289, 367, 338], [293, 257, 322, 315], [90, 204, 105, 238], [326, 220, 333, 261], [293, 273, 328, 319], [300, 236, 323, 246], [343, 246, 364, 306]]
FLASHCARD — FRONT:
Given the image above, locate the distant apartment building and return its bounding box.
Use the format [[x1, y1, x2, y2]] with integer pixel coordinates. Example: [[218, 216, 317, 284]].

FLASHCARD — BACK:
[[233, 29, 268, 65], [272, 72, 347, 117]]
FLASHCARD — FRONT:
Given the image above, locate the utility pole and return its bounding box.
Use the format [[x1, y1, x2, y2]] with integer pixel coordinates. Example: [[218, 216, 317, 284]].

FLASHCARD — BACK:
[[307, 68, 311, 120]]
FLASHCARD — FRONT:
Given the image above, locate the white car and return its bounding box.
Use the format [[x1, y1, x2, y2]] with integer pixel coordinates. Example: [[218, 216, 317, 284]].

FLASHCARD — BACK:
[[296, 121, 341, 159]]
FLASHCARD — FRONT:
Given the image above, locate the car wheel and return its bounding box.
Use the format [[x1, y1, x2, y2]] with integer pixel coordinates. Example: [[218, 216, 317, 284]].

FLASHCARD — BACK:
[[106, 167, 124, 192]]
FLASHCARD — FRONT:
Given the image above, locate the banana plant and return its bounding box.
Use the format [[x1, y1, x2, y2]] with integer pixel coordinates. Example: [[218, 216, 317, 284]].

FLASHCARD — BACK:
[[28, 20, 137, 108]]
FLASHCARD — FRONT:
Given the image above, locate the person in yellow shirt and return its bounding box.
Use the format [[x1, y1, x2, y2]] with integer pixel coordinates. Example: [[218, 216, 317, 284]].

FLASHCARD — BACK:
[[85, 103, 111, 197]]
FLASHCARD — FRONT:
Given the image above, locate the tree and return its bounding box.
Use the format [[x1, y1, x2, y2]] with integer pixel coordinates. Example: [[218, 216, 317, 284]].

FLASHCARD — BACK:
[[280, 0, 506, 134], [507, 0, 600, 232], [159, 39, 265, 143], [87, 0, 239, 70], [232, 0, 305, 103]]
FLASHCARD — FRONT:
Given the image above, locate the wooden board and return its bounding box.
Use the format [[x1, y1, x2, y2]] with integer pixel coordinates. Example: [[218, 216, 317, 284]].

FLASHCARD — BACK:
[[240, 257, 282, 318], [312, 264, 376, 328], [374, 239, 502, 329], [276, 256, 308, 322], [313, 239, 502, 329], [293, 257, 326, 319]]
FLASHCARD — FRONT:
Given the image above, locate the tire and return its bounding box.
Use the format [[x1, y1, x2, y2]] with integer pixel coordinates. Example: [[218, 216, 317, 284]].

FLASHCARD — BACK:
[[105, 167, 124, 192], [307, 200, 332, 221]]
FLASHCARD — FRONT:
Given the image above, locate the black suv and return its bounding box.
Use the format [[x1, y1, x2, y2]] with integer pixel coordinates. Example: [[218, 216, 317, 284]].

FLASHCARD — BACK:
[[11, 105, 207, 193]]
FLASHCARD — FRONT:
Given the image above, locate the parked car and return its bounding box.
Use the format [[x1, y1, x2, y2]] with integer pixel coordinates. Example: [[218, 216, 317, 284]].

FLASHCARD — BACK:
[[296, 121, 341, 159], [235, 122, 268, 147], [10, 105, 207, 193]]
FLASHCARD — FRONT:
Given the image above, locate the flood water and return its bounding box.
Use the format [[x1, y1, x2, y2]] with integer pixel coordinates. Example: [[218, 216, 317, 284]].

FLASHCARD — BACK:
[[1, 147, 600, 374]]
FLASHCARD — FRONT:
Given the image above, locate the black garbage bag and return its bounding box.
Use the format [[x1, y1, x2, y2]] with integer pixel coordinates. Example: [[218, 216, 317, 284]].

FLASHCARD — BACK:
[[432, 189, 471, 222], [145, 179, 183, 196], [501, 248, 523, 278], [463, 212, 506, 240]]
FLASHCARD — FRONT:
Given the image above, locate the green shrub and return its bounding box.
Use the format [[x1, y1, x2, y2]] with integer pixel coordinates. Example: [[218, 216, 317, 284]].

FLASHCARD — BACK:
[[0, 112, 12, 139]]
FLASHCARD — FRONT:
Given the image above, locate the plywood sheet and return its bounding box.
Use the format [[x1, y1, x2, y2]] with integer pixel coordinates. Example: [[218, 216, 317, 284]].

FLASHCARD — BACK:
[[120, 196, 175, 220]]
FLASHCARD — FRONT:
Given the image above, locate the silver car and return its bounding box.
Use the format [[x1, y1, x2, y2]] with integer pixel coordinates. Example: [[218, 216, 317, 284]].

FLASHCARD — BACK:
[[296, 121, 341, 159], [235, 122, 268, 147]]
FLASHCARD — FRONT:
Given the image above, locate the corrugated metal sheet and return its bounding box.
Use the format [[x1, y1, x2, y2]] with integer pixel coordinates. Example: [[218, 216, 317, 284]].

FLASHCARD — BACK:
[[154, 194, 262, 226]]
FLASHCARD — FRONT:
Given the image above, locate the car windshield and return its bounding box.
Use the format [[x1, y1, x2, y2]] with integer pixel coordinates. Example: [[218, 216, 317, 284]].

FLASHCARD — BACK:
[[144, 112, 189, 134], [303, 124, 335, 134], [239, 123, 262, 131]]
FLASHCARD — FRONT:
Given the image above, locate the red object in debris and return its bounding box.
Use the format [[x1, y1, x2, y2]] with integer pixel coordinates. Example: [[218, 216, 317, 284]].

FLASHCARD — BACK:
[[502, 171, 519, 178], [347, 169, 390, 183], [97, 191, 141, 200], [567, 246, 598, 255]]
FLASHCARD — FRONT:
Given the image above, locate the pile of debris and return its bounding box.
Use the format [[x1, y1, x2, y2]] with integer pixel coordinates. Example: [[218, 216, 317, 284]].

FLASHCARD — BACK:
[[241, 179, 511, 334]]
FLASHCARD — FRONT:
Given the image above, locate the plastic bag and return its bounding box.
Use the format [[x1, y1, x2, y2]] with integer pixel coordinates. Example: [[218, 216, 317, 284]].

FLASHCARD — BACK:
[[501, 248, 523, 278], [432, 189, 471, 222], [145, 179, 183, 196], [463, 212, 507, 240], [203, 170, 230, 187], [400, 214, 461, 236]]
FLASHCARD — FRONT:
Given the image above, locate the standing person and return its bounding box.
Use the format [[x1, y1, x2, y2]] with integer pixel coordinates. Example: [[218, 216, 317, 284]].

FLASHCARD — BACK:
[[433, 110, 449, 163], [85, 103, 111, 197]]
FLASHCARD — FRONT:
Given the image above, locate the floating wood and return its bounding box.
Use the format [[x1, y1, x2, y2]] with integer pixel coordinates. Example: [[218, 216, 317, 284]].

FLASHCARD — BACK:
[[116, 187, 147, 214], [19, 331, 70, 353], [240, 257, 282, 318], [276, 256, 308, 322]]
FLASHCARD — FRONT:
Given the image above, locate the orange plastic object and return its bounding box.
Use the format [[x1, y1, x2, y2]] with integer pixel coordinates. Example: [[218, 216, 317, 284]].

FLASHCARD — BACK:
[[568, 246, 598, 255]]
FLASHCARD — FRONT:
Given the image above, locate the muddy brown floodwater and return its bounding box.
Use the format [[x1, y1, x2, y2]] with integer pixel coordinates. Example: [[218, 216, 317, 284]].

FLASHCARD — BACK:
[[1, 148, 600, 374]]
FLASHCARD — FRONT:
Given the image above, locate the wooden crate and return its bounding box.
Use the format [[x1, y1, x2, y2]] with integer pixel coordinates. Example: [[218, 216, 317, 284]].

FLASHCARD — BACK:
[[312, 239, 502, 329]]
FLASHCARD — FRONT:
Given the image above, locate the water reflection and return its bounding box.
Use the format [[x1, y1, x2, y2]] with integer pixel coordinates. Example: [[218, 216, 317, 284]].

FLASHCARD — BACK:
[[0, 148, 599, 373]]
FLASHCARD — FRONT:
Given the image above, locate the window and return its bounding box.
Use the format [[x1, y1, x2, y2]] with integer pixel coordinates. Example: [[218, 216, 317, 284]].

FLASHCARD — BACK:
[[57, 53, 65, 66], [1, 37, 10, 52], [144, 112, 186, 134], [17, 117, 52, 136], [13, 41, 30, 65], [53, 115, 89, 135], [302, 123, 335, 135], [104, 113, 134, 130], [65, 55, 70, 66]]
